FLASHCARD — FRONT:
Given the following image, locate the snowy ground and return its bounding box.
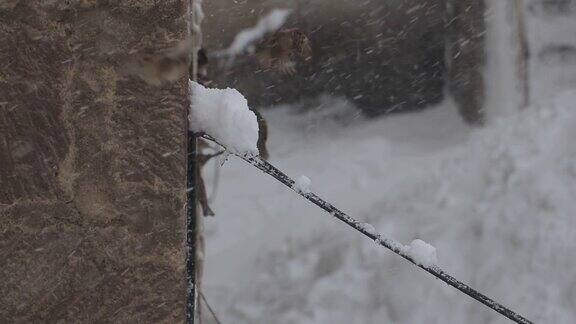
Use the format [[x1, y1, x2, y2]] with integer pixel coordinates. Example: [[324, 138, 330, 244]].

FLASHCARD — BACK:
[[201, 90, 576, 323]]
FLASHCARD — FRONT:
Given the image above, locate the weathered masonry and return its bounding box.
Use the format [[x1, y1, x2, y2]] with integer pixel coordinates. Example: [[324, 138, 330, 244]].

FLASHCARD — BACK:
[[0, 1, 190, 322]]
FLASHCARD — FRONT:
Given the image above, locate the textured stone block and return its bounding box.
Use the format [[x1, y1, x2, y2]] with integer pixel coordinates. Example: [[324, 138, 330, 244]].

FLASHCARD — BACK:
[[0, 1, 189, 322]]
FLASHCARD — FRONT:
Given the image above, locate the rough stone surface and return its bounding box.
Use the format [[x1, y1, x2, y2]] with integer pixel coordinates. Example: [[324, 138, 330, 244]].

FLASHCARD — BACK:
[[0, 1, 189, 322]]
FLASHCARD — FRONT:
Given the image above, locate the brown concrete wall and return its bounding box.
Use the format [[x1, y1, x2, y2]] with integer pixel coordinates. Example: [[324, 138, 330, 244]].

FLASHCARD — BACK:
[[0, 1, 189, 322]]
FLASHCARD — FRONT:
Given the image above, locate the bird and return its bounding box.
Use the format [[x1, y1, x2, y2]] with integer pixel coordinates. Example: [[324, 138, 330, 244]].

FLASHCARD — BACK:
[[255, 28, 312, 76]]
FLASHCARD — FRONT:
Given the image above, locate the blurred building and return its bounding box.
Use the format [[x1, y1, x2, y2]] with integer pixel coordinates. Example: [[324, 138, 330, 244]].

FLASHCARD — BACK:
[[203, 0, 486, 123]]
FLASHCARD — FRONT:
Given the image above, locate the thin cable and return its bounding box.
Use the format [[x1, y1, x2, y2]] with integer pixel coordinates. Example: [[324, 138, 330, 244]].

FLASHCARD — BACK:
[[242, 155, 532, 324], [200, 135, 533, 324], [199, 291, 223, 324]]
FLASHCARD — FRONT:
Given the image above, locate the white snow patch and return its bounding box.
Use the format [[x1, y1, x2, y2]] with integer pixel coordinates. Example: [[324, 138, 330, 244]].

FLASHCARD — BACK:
[[189, 81, 259, 157], [359, 222, 377, 236], [406, 239, 438, 267], [485, 0, 525, 118], [203, 90, 576, 323], [293, 175, 311, 194], [222, 9, 292, 56]]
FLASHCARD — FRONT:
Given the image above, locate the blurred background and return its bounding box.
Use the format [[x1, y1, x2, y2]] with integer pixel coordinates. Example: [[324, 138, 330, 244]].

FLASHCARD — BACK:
[[204, 0, 484, 121], [197, 0, 576, 323]]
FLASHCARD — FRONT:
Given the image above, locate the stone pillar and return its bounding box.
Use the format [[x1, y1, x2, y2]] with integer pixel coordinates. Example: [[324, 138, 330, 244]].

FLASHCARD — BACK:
[[0, 1, 190, 322]]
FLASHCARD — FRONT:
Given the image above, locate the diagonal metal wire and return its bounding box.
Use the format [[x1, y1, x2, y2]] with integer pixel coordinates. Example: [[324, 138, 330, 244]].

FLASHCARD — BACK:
[[199, 291, 223, 324], [241, 154, 533, 324], [240, 154, 533, 324], [198, 133, 533, 324]]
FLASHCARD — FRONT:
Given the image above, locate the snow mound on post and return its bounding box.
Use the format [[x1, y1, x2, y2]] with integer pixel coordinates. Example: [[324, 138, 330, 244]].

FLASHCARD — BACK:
[[189, 81, 259, 157], [406, 239, 438, 267]]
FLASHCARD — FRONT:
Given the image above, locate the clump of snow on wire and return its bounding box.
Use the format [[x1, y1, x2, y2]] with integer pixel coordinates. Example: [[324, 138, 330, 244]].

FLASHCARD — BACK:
[[362, 227, 437, 267], [220, 9, 291, 56], [189, 81, 259, 157], [359, 222, 377, 235], [293, 175, 311, 195], [406, 239, 438, 267]]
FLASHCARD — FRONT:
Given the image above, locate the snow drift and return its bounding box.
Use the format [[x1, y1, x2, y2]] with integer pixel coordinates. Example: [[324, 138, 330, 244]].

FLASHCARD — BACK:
[[204, 91, 576, 323]]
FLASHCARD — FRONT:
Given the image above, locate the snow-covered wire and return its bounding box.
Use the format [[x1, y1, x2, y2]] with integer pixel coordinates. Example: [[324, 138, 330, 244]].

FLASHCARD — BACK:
[[201, 134, 533, 324]]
